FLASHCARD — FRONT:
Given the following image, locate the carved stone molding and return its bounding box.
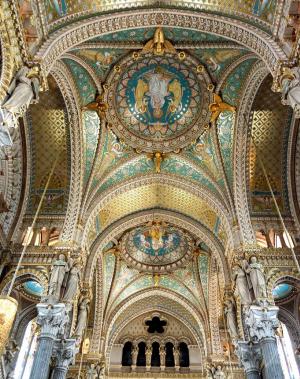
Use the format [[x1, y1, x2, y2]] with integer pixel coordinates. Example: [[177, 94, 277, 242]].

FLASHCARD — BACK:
[[233, 61, 269, 244], [34, 9, 288, 76], [50, 60, 84, 242]]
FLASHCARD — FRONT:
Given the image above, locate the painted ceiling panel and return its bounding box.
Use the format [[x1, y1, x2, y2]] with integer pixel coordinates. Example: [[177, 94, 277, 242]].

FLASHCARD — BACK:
[[87, 183, 226, 248], [26, 76, 70, 215], [248, 75, 291, 215], [43, 1, 277, 30]]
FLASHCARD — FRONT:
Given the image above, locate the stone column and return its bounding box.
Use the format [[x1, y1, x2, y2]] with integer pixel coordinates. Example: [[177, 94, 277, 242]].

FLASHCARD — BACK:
[[160, 345, 166, 371], [245, 305, 284, 379], [174, 346, 180, 371], [146, 344, 152, 371], [235, 341, 262, 379], [131, 344, 138, 370], [30, 303, 68, 379], [51, 339, 77, 379]]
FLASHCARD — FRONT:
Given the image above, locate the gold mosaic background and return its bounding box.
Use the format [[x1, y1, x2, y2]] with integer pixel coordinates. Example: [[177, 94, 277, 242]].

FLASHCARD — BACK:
[[45, 0, 277, 26], [88, 183, 225, 243], [27, 76, 69, 214], [249, 75, 290, 213]]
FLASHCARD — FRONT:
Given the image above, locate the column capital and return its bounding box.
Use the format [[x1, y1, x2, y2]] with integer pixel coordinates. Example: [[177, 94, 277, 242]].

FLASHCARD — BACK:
[[36, 303, 69, 338], [235, 341, 262, 373], [245, 305, 280, 341], [52, 339, 77, 370]]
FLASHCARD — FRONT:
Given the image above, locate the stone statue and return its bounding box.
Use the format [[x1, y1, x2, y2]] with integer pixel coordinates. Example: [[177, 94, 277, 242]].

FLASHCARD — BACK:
[[48, 254, 70, 302], [74, 297, 90, 338], [62, 261, 81, 302], [281, 67, 300, 118], [3, 340, 19, 379], [0, 66, 41, 147], [232, 265, 252, 305], [146, 345, 152, 366], [174, 346, 180, 367], [214, 365, 226, 379], [132, 345, 138, 366], [2, 66, 40, 115], [86, 363, 97, 379], [244, 256, 267, 300], [208, 365, 226, 379], [224, 299, 239, 339]]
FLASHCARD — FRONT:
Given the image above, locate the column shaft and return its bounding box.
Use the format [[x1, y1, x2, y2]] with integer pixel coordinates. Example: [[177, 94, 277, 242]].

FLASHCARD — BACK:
[[261, 338, 284, 379], [51, 367, 68, 379], [245, 371, 260, 379], [30, 304, 68, 379], [30, 337, 56, 379]]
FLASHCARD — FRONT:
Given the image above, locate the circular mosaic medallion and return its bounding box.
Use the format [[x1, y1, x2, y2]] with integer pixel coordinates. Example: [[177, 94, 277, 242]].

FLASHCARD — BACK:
[[105, 52, 213, 152], [120, 223, 194, 272]]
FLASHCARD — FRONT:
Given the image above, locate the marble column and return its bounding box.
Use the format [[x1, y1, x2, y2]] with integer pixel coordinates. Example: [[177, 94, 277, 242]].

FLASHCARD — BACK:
[[235, 341, 262, 379], [160, 345, 166, 371], [174, 346, 180, 371], [146, 344, 152, 371], [131, 344, 138, 370], [51, 339, 77, 379], [245, 305, 284, 379], [30, 303, 69, 379]]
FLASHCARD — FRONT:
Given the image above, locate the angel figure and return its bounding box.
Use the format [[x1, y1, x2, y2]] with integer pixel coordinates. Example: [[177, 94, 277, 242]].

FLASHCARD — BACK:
[[83, 93, 108, 120], [47, 254, 70, 302], [74, 297, 90, 338], [0, 66, 41, 147], [209, 94, 236, 123], [142, 27, 176, 56], [62, 260, 82, 302]]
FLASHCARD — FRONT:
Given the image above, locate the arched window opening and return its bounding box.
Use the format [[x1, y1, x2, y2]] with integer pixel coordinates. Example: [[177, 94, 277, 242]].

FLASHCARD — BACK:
[[122, 342, 133, 366], [179, 342, 189, 367], [165, 342, 175, 367], [13, 319, 38, 379], [276, 323, 300, 378], [137, 342, 146, 366], [151, 342, 160, 367]]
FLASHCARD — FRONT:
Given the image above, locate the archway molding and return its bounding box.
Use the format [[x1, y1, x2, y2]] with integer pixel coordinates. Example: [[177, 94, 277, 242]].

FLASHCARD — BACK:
[[35, 9, 287, 75]]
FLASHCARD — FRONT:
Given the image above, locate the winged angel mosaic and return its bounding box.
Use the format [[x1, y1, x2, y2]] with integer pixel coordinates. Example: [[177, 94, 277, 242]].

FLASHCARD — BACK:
[[134, 66, 183, 125]]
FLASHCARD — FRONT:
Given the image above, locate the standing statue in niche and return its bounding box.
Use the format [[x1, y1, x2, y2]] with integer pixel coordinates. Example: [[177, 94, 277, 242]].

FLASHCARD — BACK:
[[208, 364, 226, 379], [74, 297, 90, 338], [47, 254, 70, 302], [281, 67, 300, 118], [0, 66, 41, 147], [224, 298, 239, 339], [232, 265, 252, 305], [243, 256, 267, 300], [62, 260, 82, 302], [86, 363, 97, 379]]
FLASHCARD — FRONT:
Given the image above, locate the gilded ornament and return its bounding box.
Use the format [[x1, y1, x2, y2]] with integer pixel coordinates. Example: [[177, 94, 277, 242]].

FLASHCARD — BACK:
[[209, 94, 236, 123], [142, 27, 176, 56]]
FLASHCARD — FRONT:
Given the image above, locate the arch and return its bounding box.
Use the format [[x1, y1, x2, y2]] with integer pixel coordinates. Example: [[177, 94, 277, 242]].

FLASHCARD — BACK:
[[12, 304, 37, 345], [0, 268, 48, 295], [85, 209, 230, 285], [83, 174, 233, 244], [35, 9, 287, 75], [121, 341, 132, 366], [50, 60, 84, 242], [165, 342, 175, 367], [137, 342, 146, 367], [233, 61, 269, 243], [179, 342, 190, 367], [103, 289, 209, 364]]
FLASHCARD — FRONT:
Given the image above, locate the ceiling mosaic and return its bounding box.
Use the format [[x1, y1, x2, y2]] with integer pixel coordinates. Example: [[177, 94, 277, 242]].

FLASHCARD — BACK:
[[42, 1, 278, 31], [87, 183, 226, 247], [248, 75, 291, 215], [120, 222, 195, 272], [26, 76, 70, 215], [105, 51, 212, 153]]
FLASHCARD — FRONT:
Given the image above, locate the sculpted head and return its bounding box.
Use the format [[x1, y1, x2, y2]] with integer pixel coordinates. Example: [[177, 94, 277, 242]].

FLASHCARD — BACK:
[[250, 256, 257, 264], [59, 254, 66, 261]]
